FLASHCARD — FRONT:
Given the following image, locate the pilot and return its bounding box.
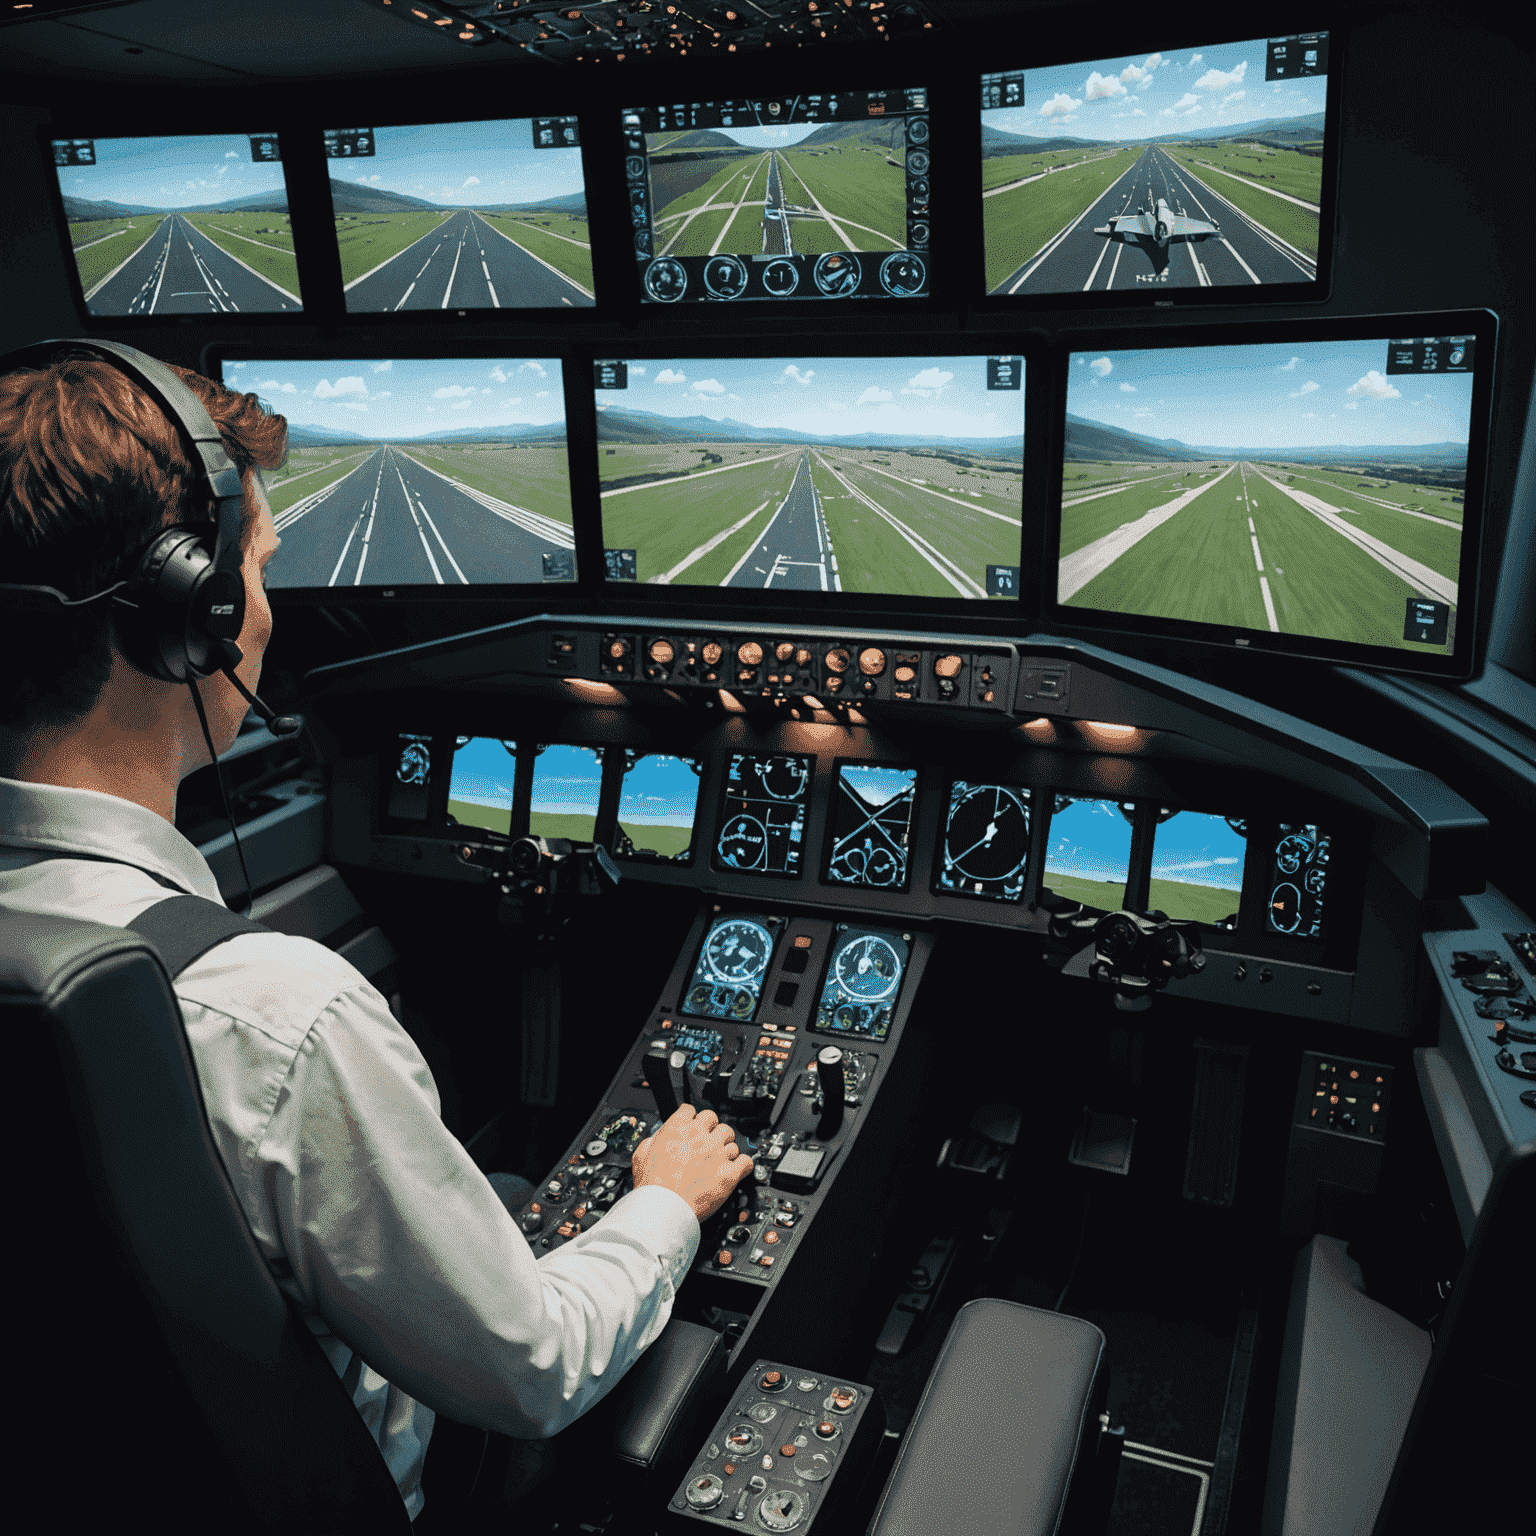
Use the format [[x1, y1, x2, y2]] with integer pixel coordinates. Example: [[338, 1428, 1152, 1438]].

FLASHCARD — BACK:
[[0, 352, 754, 1524]]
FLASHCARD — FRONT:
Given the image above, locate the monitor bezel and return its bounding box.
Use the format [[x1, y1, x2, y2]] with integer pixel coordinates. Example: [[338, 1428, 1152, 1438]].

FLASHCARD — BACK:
[[971, 25, 1344, 312], [1039, 308, 1497, 680]]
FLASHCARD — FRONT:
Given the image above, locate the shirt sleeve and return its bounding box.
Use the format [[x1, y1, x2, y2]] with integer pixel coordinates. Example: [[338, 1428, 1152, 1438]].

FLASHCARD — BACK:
[[259, 976, 700, 1439]]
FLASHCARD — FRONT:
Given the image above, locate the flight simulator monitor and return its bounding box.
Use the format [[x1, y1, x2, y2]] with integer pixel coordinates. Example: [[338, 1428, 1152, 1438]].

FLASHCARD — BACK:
[[621, 86, 931, 303], [1051, 317, 1492, 675], [324, 117, 593, 312], [217, 353, 576, 593], [594, 352, 1025, 601], [49, 130, 303, 318], [980, 32, 1333, 301]]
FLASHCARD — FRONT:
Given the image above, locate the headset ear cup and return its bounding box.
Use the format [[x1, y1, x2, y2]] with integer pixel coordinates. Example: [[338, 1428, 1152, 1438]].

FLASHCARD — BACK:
[[115, 527, 239, 682]]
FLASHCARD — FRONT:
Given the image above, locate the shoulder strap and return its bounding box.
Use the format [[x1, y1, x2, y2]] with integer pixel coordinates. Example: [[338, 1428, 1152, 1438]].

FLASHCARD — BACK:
[[126, 895, 271, 980]]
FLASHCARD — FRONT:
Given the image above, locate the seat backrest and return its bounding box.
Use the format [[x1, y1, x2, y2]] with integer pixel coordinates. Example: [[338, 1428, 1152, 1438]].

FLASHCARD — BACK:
[[3, 906, 413, 1535]]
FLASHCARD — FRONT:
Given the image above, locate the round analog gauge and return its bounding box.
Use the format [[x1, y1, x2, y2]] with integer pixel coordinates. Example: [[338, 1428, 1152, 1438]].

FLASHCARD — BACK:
[[944, 785, 1028, 885], [813, 252, 862, 297], [761, 258, 800, 297], [759, 756, 809, 800], [905, 148, 930, 175], [395, 742, 430, 786], [825, 647, 851, 674], [859, 648, 886, 676], [906, 116, 930, 145], [833, 934, 902, 1002], [738, 641, 764, 666], [702, 641, 724, 666], [724, 1424, 763, 1457], [909, 176, 930, 200], [1269, 881, 1303, 933], [757, 1490, 807, 1532], [643, 258, 688, 303], [1304, 866, 1327, 895], [634, 231, 652, 255], [1274, 833, 1312, 874], [685, 1474, 725, 1511], [880, 252, 927, 296], [909, 221, 930, 248], [703, 254, 748, 300], [703, 918, 775, 986], [775, 641, 795, 663], [625, 155, 645, 179], [717, 814, 768, 869], [648, 638, 675, 664]]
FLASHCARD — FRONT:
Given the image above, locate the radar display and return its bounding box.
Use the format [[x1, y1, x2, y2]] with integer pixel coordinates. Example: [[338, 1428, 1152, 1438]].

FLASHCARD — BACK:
[[815, 927, 910, 1041], [714, 754, 812, 877], [826, 765, 917, 890], [936, 781, 1030, 901], [682, 913, 784, 1022], [1266, 823, 1331, 938]]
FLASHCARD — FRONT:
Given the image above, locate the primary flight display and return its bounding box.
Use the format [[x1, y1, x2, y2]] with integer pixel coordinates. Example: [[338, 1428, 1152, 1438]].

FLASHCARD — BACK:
[[595, 354, 1024, 600]]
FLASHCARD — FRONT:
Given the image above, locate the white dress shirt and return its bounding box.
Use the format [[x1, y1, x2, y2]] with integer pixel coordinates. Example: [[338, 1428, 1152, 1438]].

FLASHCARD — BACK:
[[0, 776, 699, 1522]]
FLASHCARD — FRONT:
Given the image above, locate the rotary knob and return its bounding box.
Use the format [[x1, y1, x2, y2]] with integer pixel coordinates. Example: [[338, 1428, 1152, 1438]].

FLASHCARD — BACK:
[[775, 641, 795, 662], [934, 654, 963, 679], [794, 647, 812, 666], [894, 664, 916, 684], [607, 639, 631, 660], [648, 638, 674, 664], [858, 648, 886, 676], [825, 648, 850, 674], [701, 641, 723, 666], [738, 641, 764, 666], [685, 1473, 725, 1511]]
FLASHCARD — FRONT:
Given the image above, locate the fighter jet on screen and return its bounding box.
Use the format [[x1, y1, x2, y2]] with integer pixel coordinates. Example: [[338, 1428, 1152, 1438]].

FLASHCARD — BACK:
[[1094, 197, 1220, 273]]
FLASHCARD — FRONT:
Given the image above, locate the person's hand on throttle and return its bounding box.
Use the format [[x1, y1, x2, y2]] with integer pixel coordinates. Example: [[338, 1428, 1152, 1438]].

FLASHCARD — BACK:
[[631, 1104, 754, 1221]]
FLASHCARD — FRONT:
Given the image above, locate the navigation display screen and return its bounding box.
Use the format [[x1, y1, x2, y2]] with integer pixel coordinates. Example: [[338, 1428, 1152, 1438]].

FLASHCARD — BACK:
[[447, 736, 516, 835], [595, 354, 1024, 600], [51, 131, 302, 317], [826, 765, 918, 890], [387, 732, 433, 822], [815, 927, 910, 1042], [1043, 797, 1135, 909], [1056, 336, 1474, 658], [530, 744, 603, 843], [222, 355, 576, 591], [1265, 823, 1331, 938], [981, 32, 1329, 298], [615, 751, 701, 864], [1149, 809, 1247, 926], [621, 87, 930, 304], [683, 913, 784, 1022], [714, 754, 812, 878], [936, 781, 1031, 902], [326, 118, 593, 312]]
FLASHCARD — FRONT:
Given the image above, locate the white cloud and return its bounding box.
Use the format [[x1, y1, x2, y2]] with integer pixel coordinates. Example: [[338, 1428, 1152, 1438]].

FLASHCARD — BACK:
[[255, 379, 297, 394], [1190, 53, 1203, 64], [1120, 62, 1146, 83], [535, 390, 549, 398], [691, 379, 725, 395], [375, 391, 391, 399], [1195, 61, 1247, 92], [1347, 372, 1401, 407], [481, 387, 491, 394], [1130, 108, 1146, 117], [1084, 71, 1126, 101], [519, 360, 547, 377], [783, 364, 815, 385], [1222, 91, 1246, 106], [462, 176, 480, 187], [433, 385, 478, 398], [1133, 408, 1153, 417], [1278, 356, 1299, 371], [224, 150, 238, 158], [1039, 91, 1083, 120], [630, 366, 646, 376], [1144, 52, 1164, 71], [855, 387, 893, 406], [1119, 382, 1136, 392], [489, 366, 509, 384], [343, 402, 368, 412], [1089, 357, 1113, 377], [1301, 412, 1317, 419], [500, 397, 522, 406], [372, 359, 392, 372], [313, 377, 367, 398], [1290, 381, 1320, 398], [356, 173, 381, 184], [655, 368, 686, 385], [907, 367, 954, 392], [1163, 93, 1202, 117]]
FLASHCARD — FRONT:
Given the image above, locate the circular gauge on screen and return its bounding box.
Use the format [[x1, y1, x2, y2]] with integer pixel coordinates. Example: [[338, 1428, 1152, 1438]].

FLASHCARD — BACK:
[[761, 258, 800, 297], [703, 918, 775, 987], [717, 814, 768, 869], [1305, 866, 1327, 895], [832, 934, 902, 1002], [703, 254, 748, 300], [759, 756, 809, 799], [943, 784, 1028, 887], [879, 252, 927, 296], [1275, 833, 1312, 874], [905, 148, 930, 176], [395, 741, 430, 786], [909, 221, 930, 248], [625, 155, 645, 179], [1269, 881, 1303, 933], [813, 252, 862, 296], [906, 117, 930, 145], [643, 258, 688, 302]]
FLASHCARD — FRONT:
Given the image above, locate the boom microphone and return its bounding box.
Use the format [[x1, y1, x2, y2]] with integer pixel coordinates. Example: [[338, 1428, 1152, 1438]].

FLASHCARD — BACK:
[[215, 640, 304, 738]]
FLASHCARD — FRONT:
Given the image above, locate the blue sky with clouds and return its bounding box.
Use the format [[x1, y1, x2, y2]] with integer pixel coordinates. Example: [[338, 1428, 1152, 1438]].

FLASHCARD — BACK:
[[1045, 799, 1135, 885], [532, 745, 603, 818], [55, 132, 288, 210], [983, 36, 1326, 143], [1067, 339, 1473, 449], [448, 737, 517, 810], [603, 356, 1023, 443], [330, 119, 585, 207], [1151, 811, 1247, 892], [223, 356, 564, 436], [618, 754, 703, 828]]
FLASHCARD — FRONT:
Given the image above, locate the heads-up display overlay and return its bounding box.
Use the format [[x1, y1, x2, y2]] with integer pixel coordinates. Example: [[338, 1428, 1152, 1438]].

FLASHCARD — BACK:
[[937, 782, 1031, 902], [683, 914, 784, 1022], [622, 88, 929, 305], [1057, 336, 1475, 659], [715, 754, 813, 877], [595, 355, 1024, 600], [1044, 797, 1135, 909], [530, 744, 603, 843], [826, 766, 918, 891], [615, 751, 702, 864], [1149, 810, 1247, 925], [448, 736, 516, 835], [982, 33, 1329, 298], [815, 928, 910, 1041], [325, 119, 592, 311], [51, 132, 301, 317], [222, 356, 575, 591], [1266, 823, 1332, 938]]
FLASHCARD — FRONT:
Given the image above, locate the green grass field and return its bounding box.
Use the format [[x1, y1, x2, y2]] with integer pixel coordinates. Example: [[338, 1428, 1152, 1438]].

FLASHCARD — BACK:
[[1146, 877, 1242, 926], [447, 797, 510, 834], [265, 446, 375, 515], [528, 810, 599, 842], [1040, 872, 1129, 910], [70, 215, 164, 293], [1169, 141, 1322, 205], [1163, 146, 1321, 259], [982, 145, 1123, 193], [1058, 467, 1222, 557], [615, 821, 694, 861], [402, 444, 573, 526], [1283, 466, 1465, 524], [476, 212, 593, 294], [184, 212, 301, 298], [984, 148, 1140, 292], [653, 154, 767, 254], [336, 211, 451, 286], [599, 444, 789, 481], [777, 150, 905, 250]]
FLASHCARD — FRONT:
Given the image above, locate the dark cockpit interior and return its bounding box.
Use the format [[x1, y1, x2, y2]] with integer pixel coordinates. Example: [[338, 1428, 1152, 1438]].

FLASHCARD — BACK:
[[2, 4, 1531, 1535]]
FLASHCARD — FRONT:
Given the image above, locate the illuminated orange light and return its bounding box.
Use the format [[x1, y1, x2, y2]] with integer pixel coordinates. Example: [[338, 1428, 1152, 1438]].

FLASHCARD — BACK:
[[1083, 721, 1136, 735], [563, 678, 626, 704], [718, 690, 746, 713]]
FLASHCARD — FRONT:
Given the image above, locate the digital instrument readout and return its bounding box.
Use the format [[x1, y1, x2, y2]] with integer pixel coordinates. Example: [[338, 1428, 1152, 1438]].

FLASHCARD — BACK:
[[826, 765, 917, 890], [682, 914, 784, 1022], [936, 781, 1031, 901], [1266, 824, 1331, 938], [815, 927, 910, 1041], [387, 732, 432, 822], [715, 754, 812, 877]]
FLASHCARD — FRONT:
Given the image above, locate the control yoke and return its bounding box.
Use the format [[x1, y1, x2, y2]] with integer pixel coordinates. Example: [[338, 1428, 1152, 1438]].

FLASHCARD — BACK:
[[1090, 909, 1207, 995], [458, 834, 621, 926]]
